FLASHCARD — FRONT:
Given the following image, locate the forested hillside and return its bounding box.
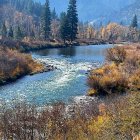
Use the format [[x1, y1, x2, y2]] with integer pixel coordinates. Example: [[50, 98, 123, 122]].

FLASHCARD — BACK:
[[36, 0, 136, 22], [0, 0, 42, 16], [115, 0, 140, 25], [0, 0, 140, 44], [1, 0, 139, 27]]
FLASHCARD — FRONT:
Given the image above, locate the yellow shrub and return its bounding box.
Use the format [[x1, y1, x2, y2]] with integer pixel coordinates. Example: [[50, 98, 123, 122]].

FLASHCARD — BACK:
[[0, 47, 44, 84], [88, 89, 97, 96], [129, 70, 140, 90], [106, 46, 126, 64], [88, 63, 128, 95]]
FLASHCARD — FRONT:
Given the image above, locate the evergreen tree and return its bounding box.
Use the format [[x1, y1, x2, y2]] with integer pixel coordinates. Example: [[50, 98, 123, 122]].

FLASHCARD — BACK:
[[30, 29, 35, 38], [27, 0, 34, 14], [1, 22, 7, 37], [60, 12, 69, 43], [67, 0, 78, 42], [51, 8, 57, 20], [41, 0, 51, 40], [0, 0, 7, 5], [8, 26, 14, 38], [15, 26, 23, 40], [131, 15, 138, 28]]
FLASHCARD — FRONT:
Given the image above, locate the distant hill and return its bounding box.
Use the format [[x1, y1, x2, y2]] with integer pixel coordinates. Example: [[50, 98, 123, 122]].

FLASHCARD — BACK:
[[1, 0, 139, 26], [115, 0, 140, 25], [35, 0, 135, 22]]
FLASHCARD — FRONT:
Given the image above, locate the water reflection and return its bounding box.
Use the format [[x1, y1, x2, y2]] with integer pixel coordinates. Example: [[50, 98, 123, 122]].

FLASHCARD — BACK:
[[32, 46, 76, 57], [58, 47, 76, 57], [32, 45, 110, 62]]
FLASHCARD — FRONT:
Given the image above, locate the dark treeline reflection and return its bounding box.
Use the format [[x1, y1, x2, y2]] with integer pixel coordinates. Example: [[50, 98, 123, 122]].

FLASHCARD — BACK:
[[58, 47, 76, 57], [32, 47, 76, 57]]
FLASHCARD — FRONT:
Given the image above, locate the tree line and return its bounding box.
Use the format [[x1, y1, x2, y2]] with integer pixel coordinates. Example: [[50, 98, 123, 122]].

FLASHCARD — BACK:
[[0, 0, 78, 44], [0, 0, 42, 16], [77, 14, 140, 42], [0, 0, 140, 43]]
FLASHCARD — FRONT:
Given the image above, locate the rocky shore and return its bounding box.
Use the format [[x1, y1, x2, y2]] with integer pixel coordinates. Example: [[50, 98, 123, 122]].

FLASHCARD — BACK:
[[30, 60, 57, 75]]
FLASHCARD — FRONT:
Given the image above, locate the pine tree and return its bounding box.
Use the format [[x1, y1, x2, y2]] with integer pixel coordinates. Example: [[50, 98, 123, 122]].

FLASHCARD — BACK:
[[67, 0, 78, 42], [41, 0, 51, 40], [51, 8, 57, 20], [0, 0, 7, 5], [1, 22, 7, 37], [30, 29, 35, 38], [15, 26, 23, 40], [131, 15, 138, 28], [60, 12, 69, 43], [27, 0, 34, 14], [8, 26, 14, 38]]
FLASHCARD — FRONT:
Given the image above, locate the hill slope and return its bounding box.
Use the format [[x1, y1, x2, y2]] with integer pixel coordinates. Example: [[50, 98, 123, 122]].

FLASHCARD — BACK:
[[36, 0, 135, 22], [116, 0, 140, 25]]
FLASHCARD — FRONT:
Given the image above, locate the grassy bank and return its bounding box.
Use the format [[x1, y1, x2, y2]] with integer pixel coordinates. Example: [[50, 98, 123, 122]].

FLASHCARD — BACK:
[[0, 38, 109, 52], [88, 44, 140, 96], [0, 47, 44, 85], [0, 39, 66, 52]]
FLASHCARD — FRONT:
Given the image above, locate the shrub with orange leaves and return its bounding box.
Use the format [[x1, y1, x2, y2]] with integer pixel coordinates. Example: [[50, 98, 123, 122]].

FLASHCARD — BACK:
[[0, 47, 44, 85], [106, 46, 126, 64], [88, 44, 140, 96], [129, 69, 140, 90], [88, 63, 128, 96]]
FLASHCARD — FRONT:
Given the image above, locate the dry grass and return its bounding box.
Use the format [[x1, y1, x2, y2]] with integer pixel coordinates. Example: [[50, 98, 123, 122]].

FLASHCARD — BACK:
[[123, 44, 140, 58], [0, 47, 44, 84], [0, 92, 139, 140], [88, 44, 140, 96], [0, 39, 64, 52], [88, 63, 128, 95], [106, 46, 126, 64]]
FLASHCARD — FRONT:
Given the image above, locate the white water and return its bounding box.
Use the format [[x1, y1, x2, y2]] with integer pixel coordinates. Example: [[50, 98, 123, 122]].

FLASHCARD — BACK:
[[0, 45, 112, 106]]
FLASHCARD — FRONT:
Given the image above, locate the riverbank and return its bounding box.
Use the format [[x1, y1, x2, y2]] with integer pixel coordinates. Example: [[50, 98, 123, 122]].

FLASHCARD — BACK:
[[88, 43, 140, 96], [0, 47, 55, 86], [0, 38, 110, 86], [0, 38, 112, 52]]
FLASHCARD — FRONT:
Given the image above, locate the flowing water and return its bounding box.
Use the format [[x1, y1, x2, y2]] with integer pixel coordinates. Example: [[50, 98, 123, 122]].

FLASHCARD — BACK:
[[0, 45, 112, 106]]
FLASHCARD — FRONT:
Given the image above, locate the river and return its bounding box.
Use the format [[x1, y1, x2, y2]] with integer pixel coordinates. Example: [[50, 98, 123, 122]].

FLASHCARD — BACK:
[[0, 44, 112, 106]]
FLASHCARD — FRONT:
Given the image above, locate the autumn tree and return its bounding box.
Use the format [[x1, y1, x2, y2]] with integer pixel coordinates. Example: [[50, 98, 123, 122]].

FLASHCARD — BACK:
[[86, 25, 95, 39]]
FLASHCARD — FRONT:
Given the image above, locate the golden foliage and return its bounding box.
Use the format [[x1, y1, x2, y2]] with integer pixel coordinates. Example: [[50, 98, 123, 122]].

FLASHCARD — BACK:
[[88, 63, 128, 95], [0, 93, 139, 140], [129, 69, 140, 90], [88, 89, 97, 96], [0, 47, 44, 84], [88, 44, 140, 96], [106, 46, 126, 64]]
